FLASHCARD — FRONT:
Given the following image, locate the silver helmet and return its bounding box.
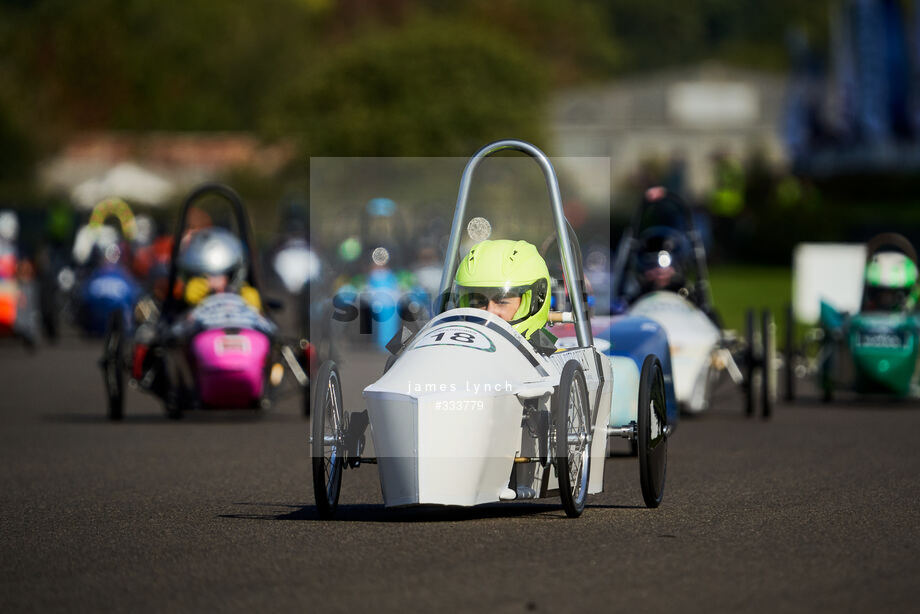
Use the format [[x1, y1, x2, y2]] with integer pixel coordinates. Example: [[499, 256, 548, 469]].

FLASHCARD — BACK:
[[177, 227, 246, 279]]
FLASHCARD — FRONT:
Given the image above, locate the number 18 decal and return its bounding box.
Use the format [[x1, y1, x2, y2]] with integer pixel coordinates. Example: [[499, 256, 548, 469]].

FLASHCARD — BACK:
[[413, 325, 496, 352]]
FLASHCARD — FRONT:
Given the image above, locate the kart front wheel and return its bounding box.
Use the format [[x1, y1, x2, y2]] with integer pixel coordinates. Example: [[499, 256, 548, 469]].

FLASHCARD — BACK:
[[102, 310, 125, 421], [299, 342, 313, 419], [553, 360, 591, 518], [158, 363, 183, 420], [312, 360, 345, 518], [39, 271, 59, 342], [638, 354, 668, 508]]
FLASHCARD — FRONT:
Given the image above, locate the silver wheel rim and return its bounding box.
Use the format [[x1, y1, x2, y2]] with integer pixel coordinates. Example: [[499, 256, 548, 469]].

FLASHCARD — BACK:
[[320, 371, 343, 500], [566, 376, 590, 504]]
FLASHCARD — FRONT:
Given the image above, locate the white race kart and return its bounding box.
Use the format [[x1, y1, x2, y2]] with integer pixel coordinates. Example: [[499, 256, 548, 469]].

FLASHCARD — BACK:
[[310, 140, 671, 518], [612, 188, 775, 417]]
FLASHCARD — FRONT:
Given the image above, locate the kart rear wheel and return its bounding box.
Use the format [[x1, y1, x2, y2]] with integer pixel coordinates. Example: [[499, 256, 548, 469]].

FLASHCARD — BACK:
[[638, 354, 668, 508], [553, 360, 591, 518], [102, 310, 125, 421], [784, 303, 797, 402], [744, 309, 756, 417], [299, 341, 313, 418], [312, 360, 345, 518], [816, 330, 836, 403], [761, 309, 775, 419], [301, 381, 311, 418]]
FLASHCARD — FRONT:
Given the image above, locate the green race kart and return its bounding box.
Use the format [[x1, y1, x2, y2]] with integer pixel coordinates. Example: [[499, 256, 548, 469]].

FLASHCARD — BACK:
[[787, 233, 920, 402]]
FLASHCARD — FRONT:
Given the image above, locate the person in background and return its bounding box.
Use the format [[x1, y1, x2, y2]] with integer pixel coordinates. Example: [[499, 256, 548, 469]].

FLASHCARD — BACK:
[[175, 227, 261, 312], [862, 251, 919, 312]]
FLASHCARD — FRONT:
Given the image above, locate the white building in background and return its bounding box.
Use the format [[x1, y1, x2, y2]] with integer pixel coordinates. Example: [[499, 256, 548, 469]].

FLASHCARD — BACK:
[[550, 63, 789, 211], [38, 132, 296, 208]]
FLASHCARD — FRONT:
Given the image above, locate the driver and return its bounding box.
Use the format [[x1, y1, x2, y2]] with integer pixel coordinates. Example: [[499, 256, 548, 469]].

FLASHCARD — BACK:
[[176, 227, 261, 311], [637, 234, 685, 294], [863, 251, 918, 312], [454, 239, 557, 354]]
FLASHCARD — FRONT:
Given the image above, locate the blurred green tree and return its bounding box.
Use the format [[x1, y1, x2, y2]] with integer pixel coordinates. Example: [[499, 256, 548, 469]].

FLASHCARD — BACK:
[[262, 18, 548, 156], [0, 98, 35, 197], [455, 0, 620, 84], [601, 0, 831, 72], [1, 0, 319, 132], [0, 0, 838, 197]]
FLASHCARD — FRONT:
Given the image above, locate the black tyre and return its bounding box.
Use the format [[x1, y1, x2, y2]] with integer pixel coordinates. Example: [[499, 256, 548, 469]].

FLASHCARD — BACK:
[[312, 360, 345, 518], [819, 335, 834, 403], [102, 310, 125, 421], [161, 364, 183, 420], [39, 271, 59, 342], [165, 395, 183, 419], [302, 379, 311, 418], [553, 360, 591, 518], [744, 308, 756, 417], [761, 309, 775, 419], [821, 378, 834, 403], [299, 342, 312, 419], [784, 302, 796, 402], [638, 354, 668, 508]]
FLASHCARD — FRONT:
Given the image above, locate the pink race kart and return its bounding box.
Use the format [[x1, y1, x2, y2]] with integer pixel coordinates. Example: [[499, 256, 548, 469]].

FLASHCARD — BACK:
[[99, 183, 309, 420]]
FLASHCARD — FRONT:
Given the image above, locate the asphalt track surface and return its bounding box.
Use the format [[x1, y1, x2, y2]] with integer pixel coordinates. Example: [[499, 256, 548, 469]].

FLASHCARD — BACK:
[[2, 337, 919, 613]]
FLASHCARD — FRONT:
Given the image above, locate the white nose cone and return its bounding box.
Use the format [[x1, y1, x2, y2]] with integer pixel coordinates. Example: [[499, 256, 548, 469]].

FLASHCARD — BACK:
[[363, 308, 548, 506]]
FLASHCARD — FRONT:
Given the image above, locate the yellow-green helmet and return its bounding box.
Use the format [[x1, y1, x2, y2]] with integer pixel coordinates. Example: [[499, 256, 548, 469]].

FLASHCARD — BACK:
[[455, 239, 551, 339]]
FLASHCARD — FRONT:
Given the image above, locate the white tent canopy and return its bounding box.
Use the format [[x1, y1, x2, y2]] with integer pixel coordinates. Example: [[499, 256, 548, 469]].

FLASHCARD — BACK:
[[71, 162, 175, 209]]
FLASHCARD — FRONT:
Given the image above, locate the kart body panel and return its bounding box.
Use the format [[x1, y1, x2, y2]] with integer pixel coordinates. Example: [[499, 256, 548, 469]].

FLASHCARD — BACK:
[[179, 293, 277, 408], [820, 300, 920, 397], [0, 280, 18, 332], [79, 266, 139, 336], [630, 291, 720, 413], [190, 328, 270, 407], [363, 308, 611, 507], [556, 314, 678, 429], [599, 315, 679, 426]]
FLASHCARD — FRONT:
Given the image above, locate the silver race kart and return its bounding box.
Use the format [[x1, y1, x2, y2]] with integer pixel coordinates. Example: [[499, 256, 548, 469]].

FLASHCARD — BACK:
[[311, 140, 671, 518]]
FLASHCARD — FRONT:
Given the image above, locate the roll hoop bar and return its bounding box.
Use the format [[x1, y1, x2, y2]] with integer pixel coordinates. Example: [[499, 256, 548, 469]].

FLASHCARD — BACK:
[[436, 140, 593, 348]]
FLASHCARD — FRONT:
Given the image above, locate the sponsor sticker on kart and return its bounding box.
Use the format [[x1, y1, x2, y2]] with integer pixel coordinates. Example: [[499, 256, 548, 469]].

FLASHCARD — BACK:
[[88, 276, 130, 299], [857, 331, 905, 349], [413, 325, 496, 352], [192, 294, 271, 332], [547, 349, 592, 373], [215, 334, 251, 355]]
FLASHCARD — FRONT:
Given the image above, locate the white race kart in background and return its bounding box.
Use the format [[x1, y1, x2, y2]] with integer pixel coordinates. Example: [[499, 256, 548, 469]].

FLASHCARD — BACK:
[[611, 188, 776, 418]]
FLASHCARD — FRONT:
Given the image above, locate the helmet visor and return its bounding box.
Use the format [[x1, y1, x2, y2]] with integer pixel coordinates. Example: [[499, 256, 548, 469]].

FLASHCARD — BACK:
[[865, 286, 908, 311], [456, 284, 529, 310]]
